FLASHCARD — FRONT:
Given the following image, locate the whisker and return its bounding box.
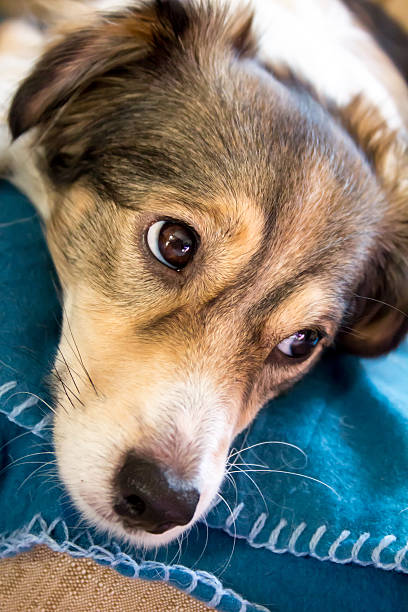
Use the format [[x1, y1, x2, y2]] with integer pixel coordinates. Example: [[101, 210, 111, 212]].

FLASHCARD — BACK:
[[0, 215, 36, 228], [54, 376, 76, 412], [224, 471, 239, 507], [39, 477, 62, 492], [0, 459, 56, 482], [215, 492, 237, 577], [227, 469, 340, 498], [227, 464, 268, 514], [63, 306, 99, 397], [52, 365, 84, 408], [229, 441, 307, 461], [51, 277, 99, 397], [17, 460, 57, 491], [229, 462, 269, 469], [0, 357, 20, 374], [0, 430, 36, 453], [56, 346, 81, 394], [6, 391, 57, 416], [54, 355, 88, 386], [0, 450, 55, 474], [192, 518, 209, 570], [352, 293, 408, 319], [168, 533, 184, 567], [6, 348, 75, 415], [336, 324, 366, 340]]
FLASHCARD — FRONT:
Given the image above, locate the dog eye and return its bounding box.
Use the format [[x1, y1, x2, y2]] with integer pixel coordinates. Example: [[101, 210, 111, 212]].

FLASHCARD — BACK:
[[147, 220, 197, 270], [276, 329, 322, 359]]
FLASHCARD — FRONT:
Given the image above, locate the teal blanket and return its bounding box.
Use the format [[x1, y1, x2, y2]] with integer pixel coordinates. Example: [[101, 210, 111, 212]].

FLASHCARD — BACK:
[[1, 180, 408, 611]]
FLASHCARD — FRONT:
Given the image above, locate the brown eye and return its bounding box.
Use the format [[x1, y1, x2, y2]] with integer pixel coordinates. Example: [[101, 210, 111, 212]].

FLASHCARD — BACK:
[[147, 220, 197, 270], [276, 329, 322, 359]]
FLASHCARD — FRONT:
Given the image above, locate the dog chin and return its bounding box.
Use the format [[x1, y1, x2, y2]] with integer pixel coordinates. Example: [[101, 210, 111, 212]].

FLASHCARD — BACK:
[[102, 517, 192, 548], [72, 495, 189, 547]]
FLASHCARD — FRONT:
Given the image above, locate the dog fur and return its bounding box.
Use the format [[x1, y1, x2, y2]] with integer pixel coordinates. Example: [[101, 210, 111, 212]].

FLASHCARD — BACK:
[[1, 0, 407, 546]]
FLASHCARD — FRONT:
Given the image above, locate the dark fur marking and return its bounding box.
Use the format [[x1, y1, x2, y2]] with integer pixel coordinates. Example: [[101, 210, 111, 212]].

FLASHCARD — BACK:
[[156, 0, 190, 39], [342, 0, 408, 83]]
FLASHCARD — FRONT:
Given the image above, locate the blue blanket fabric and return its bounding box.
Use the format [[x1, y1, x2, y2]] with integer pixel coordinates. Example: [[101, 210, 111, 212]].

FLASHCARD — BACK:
[[1, 179, 408, 611]]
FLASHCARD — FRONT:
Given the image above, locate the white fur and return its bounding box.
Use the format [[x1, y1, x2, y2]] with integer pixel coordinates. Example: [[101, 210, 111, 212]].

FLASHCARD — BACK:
[[53, 350, 232, 546], [228, 0, 408, 129], [0, 21, 51, 214]]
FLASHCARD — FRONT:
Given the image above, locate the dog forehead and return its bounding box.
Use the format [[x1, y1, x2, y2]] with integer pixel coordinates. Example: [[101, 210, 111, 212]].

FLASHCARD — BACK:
[[66, 49, 320, 198], [87, 60, 373, 224]]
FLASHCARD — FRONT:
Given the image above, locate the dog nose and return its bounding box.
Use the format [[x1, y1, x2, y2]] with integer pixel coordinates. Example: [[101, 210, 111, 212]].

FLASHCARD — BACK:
[[113, 453, 199, 534]]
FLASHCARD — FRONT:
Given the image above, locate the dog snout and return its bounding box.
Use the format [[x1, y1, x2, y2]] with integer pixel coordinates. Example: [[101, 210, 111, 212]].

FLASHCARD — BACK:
[[113, 452, 200, 534]]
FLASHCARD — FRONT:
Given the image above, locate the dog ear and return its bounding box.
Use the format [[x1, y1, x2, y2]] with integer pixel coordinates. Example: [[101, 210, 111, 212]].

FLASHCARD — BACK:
[[338, 264, 408, 357], [9, 0, 255, 140], [9, 0, 190, 139], [337, 99, 408, 357]]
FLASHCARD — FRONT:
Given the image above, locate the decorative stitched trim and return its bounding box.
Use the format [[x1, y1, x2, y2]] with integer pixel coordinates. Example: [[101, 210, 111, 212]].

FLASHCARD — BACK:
[[2, 378, 408, 579], [0, 381, 17, 399], [0, 380, 50, 439], [0, 515, 269, 612], [218, 506, 408, 573]]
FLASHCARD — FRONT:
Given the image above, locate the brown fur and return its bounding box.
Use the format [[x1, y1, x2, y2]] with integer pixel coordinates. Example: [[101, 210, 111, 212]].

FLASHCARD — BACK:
[[4, 0, 408, 544], [336, 97, 408, 354]]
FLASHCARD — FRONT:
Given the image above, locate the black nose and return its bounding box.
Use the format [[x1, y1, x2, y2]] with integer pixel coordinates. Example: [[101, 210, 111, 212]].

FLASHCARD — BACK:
[[113, 453, 200, 534]]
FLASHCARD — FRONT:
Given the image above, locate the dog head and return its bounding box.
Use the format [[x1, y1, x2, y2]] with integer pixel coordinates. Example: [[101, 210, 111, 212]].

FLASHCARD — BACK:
[[9, 0, 408, 545]]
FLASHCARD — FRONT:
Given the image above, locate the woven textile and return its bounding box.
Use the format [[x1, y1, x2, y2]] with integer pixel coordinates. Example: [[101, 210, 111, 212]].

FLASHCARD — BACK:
[[0, 546, 210, 612]]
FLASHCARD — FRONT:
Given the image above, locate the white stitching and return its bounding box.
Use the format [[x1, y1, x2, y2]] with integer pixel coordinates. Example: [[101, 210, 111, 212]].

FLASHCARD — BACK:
[[328, 530, 350, 563], [31, 414, 52, 436], [288, 522, 307, 556], [0, 381, 17, 398], [223, 503, 408, 576], [309, 525, 327, 556], [265, 518, 287, 553], [248, 512, 267, 543], [394, 540, 408, 571], [207, 589, 223, 608], [351, 532, 370, 563], [183, 569, 198, 595], [2, 507, 408, 612], [9, 395, 38, 419], [225, 502, 244, 529], [372, 535, 397, 570], [0, 383, 50, 439]]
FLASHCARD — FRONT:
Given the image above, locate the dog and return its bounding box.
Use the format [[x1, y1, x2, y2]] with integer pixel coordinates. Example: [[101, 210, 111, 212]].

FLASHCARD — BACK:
[[0, 0, 407, 548]]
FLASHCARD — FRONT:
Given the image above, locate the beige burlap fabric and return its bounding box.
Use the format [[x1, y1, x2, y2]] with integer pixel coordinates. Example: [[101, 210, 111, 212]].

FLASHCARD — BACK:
[[0, 546, 211, 611]]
